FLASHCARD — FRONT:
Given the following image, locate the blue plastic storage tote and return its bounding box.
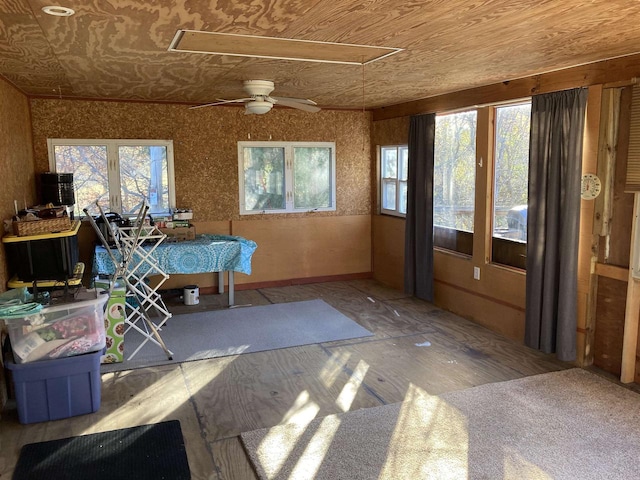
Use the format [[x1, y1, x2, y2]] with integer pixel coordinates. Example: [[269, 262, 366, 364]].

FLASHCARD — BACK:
[[5, 349, 102, 424]]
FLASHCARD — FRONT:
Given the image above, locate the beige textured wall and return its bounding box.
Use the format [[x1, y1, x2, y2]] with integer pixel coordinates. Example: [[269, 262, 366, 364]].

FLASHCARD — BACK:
[[29, 99, 373, 283], [30, 100, 371, 219], [0, 79, 37, 291]]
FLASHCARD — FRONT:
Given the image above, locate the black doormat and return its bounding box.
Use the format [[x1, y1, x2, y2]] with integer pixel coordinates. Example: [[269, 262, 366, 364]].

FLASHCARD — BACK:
[[12, 420, 191, 480]]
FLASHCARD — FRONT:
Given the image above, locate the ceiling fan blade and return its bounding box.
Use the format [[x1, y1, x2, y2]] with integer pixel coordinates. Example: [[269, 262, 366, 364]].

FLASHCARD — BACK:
[[272, 98, 321, 113], [271, 96, 317, 106], [189, 98, 252, 109]]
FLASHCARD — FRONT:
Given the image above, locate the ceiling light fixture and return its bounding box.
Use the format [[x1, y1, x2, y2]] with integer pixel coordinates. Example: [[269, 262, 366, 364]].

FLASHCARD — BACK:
[[42, 6, 75, 17], [245, 101, 273, 115]]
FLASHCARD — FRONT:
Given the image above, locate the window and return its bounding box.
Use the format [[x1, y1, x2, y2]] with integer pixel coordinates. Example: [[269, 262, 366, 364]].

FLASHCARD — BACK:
[[491, 102, 531, 269], [238, 141, 336, 214], [380, 145, 408, 216], [433, 110, 477, 254], [47, 139, 175, 217]]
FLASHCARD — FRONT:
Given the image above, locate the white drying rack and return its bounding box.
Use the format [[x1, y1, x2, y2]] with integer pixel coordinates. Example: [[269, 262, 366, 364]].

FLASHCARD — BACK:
[[84, 201, 173, 361]]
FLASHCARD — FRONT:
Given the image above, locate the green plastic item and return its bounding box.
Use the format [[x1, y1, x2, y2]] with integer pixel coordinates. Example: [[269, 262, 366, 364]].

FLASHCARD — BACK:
[[0, 288, 43, 319]]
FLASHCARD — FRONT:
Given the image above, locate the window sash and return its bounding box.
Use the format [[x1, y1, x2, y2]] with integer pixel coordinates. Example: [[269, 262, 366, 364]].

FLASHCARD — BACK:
[[47, 139, 175, 216], [238, 141, 336, 215], [380, 145, 408, 217], [490, 102, 531, 269], [433, 110, 477, 253]]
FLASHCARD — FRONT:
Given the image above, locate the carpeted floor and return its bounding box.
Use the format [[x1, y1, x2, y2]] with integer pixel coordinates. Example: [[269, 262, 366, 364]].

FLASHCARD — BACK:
[[13, 420, 190, 480], [102, 299, 372, 372], [241, 368, 640, 480]]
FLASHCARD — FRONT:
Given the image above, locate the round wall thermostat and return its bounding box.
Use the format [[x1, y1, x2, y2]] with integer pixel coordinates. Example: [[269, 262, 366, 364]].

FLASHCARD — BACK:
[[581, 173, 601, 200]]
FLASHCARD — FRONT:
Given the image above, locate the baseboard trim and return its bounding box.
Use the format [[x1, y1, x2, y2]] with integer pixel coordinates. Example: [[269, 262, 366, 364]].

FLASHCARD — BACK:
[[435, 278, 525, 312], [199, 272, 373, 295]]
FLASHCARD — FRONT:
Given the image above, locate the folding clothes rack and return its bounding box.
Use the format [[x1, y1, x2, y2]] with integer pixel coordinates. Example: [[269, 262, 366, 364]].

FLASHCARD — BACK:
[[84, 201, 173, 361]]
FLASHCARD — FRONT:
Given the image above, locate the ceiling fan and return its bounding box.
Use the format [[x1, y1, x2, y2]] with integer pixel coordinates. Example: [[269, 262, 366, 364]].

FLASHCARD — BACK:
[[190, 80, 321, 114]]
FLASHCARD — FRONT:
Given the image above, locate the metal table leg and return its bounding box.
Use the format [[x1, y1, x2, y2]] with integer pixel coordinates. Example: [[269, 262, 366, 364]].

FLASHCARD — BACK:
[[218, 271, 224, 294]]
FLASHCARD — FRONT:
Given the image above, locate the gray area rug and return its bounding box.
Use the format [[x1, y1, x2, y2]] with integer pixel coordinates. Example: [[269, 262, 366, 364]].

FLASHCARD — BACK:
[[101, 299, 372, 372], [241, 368, 640, 480]]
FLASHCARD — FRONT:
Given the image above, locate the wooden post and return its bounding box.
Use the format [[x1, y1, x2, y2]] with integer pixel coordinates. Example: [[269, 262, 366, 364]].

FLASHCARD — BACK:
[[620, 192, 640, 383], [581, 85, 603, 366]]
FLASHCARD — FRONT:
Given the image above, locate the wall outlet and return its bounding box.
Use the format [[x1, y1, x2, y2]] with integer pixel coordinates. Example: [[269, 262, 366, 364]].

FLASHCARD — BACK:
[[473, 266, 481, 280]]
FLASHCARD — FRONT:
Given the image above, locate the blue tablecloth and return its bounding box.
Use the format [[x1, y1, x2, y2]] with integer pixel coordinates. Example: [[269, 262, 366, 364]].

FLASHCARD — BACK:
[[93, 234, 257, 276]]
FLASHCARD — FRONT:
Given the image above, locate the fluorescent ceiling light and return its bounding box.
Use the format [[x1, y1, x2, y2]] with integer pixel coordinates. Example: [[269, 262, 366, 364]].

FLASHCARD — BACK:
[[42, 6, 75, 16], [169, 30, 402, 65]]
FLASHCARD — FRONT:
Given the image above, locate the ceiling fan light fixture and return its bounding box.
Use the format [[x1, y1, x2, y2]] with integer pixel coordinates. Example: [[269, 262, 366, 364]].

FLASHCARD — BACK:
[[245, 101, 273, 115]]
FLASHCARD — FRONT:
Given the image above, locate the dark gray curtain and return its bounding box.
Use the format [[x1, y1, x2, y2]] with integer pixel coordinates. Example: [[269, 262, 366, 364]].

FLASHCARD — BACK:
[[525, 88, 588, 361], [404, 113, 436, 302]]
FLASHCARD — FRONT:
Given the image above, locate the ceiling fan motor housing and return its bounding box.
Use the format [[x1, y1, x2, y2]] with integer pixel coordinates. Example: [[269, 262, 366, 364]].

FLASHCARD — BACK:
[[243, 80, 275, 97]]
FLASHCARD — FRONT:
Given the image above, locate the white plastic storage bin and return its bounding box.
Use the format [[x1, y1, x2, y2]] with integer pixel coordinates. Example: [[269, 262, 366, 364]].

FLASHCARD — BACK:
[[6, 290, 109, 364]]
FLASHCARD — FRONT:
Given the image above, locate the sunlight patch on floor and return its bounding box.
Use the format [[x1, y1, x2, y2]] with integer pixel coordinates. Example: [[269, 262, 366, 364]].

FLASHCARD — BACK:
[[319, 350, 351, 389], [90, 355, 238, 433], [504, 449, 553, 479], [335, 359, 368, 412], [258, 390, 320, 478], [379, 383, 470, 479], [288, 416, 342, 480]]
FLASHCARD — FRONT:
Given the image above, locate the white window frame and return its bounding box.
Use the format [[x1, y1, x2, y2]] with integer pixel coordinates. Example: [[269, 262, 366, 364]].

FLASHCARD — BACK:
[[379, 145, 408, 217], [238, 141, 336, 215], [47, 138, 176, 215]]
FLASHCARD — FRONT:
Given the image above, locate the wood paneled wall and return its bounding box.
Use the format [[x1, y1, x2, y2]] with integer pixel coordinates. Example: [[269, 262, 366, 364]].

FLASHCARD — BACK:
[[371, 109, 526, 342], [0, 77, 37, 411], [371, 61, 636, 354], [28, 100, 372, 285]]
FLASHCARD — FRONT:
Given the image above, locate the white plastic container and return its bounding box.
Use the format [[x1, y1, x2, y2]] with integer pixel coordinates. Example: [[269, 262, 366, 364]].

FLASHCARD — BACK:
[[183, 285, 199, 305], [6, 290, 108, 364], [173, 209, 193, 220]]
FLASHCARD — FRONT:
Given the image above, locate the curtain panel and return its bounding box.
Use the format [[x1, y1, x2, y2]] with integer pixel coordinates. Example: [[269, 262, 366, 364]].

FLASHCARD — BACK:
[[525, 88, 588, 361], [404, 114, 436, 302]]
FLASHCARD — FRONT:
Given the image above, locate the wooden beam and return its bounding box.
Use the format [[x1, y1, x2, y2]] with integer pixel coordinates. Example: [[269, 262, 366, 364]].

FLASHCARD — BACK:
[[620, 193, 640, 383], [474, 107, 492, 266], [595, 263, 630, 282], [594, 89, 621, 243], [580, 85, 603, 367]]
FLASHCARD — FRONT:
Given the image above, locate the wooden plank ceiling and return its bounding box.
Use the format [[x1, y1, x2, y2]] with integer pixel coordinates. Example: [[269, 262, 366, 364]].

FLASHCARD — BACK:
[[2, 0, 640, 110]]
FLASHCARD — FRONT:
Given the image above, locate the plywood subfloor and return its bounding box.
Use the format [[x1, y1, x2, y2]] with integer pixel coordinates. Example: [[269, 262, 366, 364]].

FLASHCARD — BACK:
[[1, 280, 572, 479]]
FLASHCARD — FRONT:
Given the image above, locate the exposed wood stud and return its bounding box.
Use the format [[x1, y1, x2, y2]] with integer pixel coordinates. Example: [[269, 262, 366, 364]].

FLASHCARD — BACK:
[[595, 88, 621, 241], [580, 85, 603, 367], [584, 251, 599, 366], [620, 193, 640, 383]]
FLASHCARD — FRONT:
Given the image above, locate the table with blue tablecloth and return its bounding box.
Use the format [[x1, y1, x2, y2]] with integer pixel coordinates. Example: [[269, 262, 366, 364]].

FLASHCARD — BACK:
[[93, 234, 257, 306]]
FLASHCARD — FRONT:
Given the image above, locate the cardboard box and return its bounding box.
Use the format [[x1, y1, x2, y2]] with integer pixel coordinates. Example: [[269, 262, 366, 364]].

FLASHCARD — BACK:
[[159, 226, 196, 241]]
